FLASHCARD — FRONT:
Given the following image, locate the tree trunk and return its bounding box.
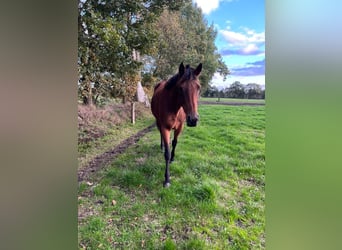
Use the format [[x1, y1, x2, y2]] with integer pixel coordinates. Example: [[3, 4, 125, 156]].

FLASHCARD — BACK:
[[131, 102, 135, 124]]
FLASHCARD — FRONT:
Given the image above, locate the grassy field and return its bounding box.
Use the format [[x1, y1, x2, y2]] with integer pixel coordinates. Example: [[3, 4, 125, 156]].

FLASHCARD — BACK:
[[78, 103, 155, 169], [78, 105, 265, 249], [78, 116, 155, 170], [200, 97, 265, 104]]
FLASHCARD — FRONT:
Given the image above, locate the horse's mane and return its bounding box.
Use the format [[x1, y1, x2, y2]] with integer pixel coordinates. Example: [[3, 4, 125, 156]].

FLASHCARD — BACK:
[[165, 65, 195, 90], [184, 64, 196, 80], [154, 82, 162, 91]]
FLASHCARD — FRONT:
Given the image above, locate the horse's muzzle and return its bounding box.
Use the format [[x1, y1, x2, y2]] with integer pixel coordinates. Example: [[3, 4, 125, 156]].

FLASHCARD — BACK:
[[186, 115, 198, 127]]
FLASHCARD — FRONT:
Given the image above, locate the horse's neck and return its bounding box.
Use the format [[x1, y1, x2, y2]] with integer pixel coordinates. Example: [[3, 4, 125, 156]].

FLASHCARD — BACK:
[[168, 89, 183, 114]]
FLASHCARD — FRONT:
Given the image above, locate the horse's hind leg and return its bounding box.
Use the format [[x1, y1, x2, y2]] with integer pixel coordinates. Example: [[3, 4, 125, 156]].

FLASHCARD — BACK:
[[170, 126, 183, 162]]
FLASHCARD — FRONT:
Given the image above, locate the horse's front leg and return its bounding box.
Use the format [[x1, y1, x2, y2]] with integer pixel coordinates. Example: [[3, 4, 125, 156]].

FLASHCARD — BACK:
[[170, 125, 183, 162], [164, 144, 171, 187], [160, 132, 164, 151], [157, 122, 164, 151], [161, 129, 171, 187], [170, 138, 177, 162]]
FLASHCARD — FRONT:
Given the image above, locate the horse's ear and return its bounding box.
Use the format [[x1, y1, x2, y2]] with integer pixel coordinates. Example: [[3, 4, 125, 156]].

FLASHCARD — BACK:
[[194, 63, 202, 76], [179, 62, 185, 76]]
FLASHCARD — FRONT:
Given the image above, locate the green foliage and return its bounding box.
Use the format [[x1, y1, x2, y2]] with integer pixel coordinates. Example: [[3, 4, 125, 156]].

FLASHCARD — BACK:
[[202, 82, 266, 99], [150, 5, 229, 92], [79, 0, 229, 104], [245, 83, 264, 99], [78, 0, 186, 104], [180, 4, 229, 91], [151, 9, 188, 80], [226, 81, 246, 99]]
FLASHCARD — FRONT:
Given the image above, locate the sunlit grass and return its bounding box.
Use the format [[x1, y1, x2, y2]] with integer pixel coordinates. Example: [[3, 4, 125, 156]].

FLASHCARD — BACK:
[[78, 105, 265, 249], [78, 115, 154, 170]]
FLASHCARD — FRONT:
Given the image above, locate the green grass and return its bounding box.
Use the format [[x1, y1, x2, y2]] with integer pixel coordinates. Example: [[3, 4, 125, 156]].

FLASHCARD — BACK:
[[78, 105, 265, 249], [78, 115, 155, 170], [200, 97, 265, 104]]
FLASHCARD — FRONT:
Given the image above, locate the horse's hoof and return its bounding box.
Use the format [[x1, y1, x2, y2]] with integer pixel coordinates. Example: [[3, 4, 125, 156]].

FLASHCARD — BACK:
[[163, 182, 171, 188]]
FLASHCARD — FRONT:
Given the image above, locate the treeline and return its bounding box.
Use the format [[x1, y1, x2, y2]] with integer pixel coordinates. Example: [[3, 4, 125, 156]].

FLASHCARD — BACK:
[[203, 81, 265, 99], [78, 0, 229, 106]]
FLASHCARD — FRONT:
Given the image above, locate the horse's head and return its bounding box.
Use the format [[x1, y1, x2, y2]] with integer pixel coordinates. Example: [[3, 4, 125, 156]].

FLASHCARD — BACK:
[[176, 62, 202, 127]]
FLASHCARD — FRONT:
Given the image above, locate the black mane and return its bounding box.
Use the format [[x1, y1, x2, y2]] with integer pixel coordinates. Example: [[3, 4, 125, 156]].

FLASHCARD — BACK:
[[165, 74, 179, 90], [165, 65, 195, 90], [185, 65, 196, 80]]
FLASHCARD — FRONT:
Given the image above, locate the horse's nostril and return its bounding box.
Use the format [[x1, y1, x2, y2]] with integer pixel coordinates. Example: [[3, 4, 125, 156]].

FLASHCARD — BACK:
[[187, 115, 198, 123], [186, 116, 198, 127]]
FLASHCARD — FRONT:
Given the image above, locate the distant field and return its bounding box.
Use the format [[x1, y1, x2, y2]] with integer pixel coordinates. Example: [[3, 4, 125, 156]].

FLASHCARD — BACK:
[[78, 105, 265, 249], [200, 97, 265, 104]]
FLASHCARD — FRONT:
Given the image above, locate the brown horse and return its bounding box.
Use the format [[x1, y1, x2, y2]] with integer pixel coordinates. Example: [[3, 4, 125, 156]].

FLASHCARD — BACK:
[[151, 62, 202, 187]]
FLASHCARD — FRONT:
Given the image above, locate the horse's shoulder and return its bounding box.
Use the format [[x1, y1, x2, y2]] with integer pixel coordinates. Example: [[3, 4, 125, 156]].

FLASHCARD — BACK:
[[177, 108, 186, 121]]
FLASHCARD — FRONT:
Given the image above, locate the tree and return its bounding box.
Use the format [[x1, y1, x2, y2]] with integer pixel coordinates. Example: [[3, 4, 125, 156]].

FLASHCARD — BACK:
[[78, 0, 185, 105], [202, 85, 218, 97], [146, 3, 229, 92], [150, 9, 188, 80], [261, 89, 265, 99], [227, 81, 245, 99], [179, 3, 229, 92], [245, 83, 263, 99]]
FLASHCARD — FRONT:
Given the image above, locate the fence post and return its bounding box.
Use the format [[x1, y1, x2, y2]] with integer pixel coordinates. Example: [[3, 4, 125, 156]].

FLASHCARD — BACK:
[[131, 102, 135, 124]]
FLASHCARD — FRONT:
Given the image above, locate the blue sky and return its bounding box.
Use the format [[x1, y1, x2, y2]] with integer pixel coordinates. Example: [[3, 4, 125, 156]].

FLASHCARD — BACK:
[[193, 0, 265, 89]]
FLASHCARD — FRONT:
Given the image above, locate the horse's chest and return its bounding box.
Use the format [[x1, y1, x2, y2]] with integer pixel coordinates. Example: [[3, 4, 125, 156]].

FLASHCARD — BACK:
[[166, 116, 178, 129], [165, 111, 185, 130]]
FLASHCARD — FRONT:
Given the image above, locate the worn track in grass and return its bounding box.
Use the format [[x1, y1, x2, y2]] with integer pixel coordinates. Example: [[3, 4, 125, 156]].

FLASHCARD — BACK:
[[78, 102, 263, 182], [78, 123, 156, 182]]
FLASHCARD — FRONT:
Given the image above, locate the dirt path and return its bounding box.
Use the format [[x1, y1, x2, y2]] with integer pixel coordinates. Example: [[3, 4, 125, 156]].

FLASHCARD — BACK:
[[78, 102, 264, 182], [78, 123, 156, 182]]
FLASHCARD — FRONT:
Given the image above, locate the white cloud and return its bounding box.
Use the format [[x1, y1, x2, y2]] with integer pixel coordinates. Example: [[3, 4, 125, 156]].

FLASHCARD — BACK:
[[219, 24, 265, 56], [220, 26, 265, 47], [193, 0, 235, 15], [192, 0, 236, 15], [220, 30, 247, 44], [193, 0, 220, 14], [242, 44, 259, 54]]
